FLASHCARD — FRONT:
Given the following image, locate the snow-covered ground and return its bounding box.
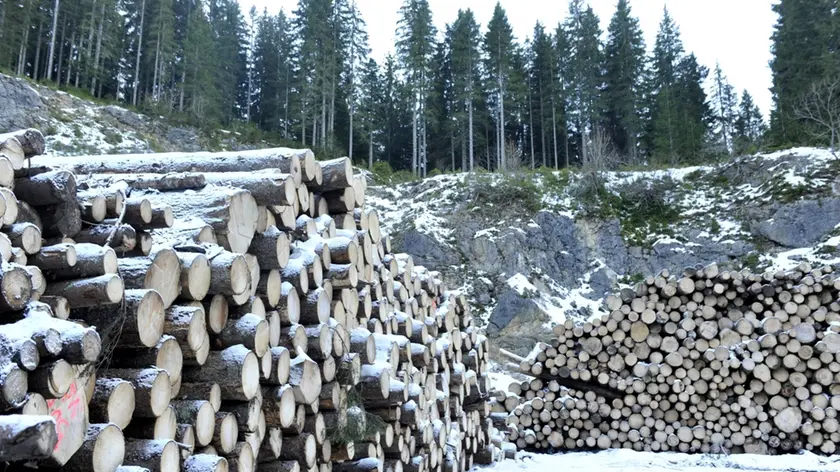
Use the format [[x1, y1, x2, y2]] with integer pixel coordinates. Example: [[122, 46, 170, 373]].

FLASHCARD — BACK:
[[367, 147, 840, 330], [478, 449, 840, 472]]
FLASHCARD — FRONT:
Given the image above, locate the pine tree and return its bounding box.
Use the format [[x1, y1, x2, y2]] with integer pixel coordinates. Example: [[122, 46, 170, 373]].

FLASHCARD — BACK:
[[647, 6, 684, 161], [396, 0, 436, 176], [602, 0, 645, 163], [554, 22, 571, 168], [710, 62, 738, 154], [565, 0, 603, 165], [734, 90, 766, 154], [357, 58, 383, 168], [484, 2, 517, 171], [343, 0, 369, 163], [529, 22, 555, 168], [449, 9, 481, 171], [770, 0, 834, 145]]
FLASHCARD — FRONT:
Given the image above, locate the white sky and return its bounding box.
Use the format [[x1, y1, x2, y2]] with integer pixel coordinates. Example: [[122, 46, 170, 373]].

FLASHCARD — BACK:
[[240, 0, 776, 116]]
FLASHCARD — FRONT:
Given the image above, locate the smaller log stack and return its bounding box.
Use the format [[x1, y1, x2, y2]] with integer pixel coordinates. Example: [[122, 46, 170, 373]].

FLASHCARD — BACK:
[[497, 262, 840, 456], [0, 130, 506, 472]]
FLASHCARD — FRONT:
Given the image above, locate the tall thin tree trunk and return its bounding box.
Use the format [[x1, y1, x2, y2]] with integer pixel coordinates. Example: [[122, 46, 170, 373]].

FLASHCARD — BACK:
[[85, 0, 96, 87], [132, 0, 146, 106], [468, 97, 474, 172], [91, 3, 104, 96], [152, 26, 161, 101], [552, 104, 559, 169], [283, 69, 290, 138], [410, 103, 414, 173], [33, 18, 44, 80], [18, 25, 29, 77], [368, 130, 373, 168], [321, 83, 327, 148], [499, 83, 505, 171], [528, 75, 535, 169], [46, 0, 61, 81], [56, 21, 67, 85], [348, 105, 354, 161], [65, 30, 75, 86], [301, 104, 307, 146]]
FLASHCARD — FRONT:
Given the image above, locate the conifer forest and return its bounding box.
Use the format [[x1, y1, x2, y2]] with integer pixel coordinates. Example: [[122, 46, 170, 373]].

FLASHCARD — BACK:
[[0, 0, 826, 175]]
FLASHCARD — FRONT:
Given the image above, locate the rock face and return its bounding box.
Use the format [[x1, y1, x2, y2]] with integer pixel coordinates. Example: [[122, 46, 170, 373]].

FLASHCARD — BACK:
[[757, 198, 840, 247], [371, 150, 840, 356], [0, 75, 47, 130]]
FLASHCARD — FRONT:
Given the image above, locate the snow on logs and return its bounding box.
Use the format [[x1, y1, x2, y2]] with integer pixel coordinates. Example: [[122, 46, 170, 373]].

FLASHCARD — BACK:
[[0, 141, 503, 471], [499, 262, 840, 456]]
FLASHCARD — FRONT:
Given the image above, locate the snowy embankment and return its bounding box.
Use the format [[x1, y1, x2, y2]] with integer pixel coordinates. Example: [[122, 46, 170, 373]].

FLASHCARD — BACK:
[[367, 147, 840, 335], [478, 449, 839, 472]]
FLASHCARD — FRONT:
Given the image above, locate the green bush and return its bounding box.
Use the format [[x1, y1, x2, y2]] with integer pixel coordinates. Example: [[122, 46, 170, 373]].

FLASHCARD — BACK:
[[469, 173, 542, 215], [369, 161, 417, 185], [612, 177, 681, 246]]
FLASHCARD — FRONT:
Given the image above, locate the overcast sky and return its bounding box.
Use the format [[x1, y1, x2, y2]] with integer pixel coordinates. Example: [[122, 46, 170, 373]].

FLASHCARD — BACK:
[[240, 0, 776, 116]]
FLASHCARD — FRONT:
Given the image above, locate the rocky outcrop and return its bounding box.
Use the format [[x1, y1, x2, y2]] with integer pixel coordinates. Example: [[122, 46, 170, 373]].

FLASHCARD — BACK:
[[0, 75, 47, 130], [757, 198, 840, 247]]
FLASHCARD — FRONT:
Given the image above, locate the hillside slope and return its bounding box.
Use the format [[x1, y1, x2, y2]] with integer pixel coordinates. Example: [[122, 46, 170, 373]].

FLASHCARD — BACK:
[[0, 73, 274, 155], [365, 148, 840, 357]]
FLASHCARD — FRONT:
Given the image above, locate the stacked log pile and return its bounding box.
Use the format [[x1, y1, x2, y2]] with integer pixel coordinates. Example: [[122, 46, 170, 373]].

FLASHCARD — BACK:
[[0, 129, 507, 472], [496, 263, 840, 456]]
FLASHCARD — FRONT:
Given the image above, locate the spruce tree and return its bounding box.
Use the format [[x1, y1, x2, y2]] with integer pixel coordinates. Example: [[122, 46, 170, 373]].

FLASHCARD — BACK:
[[734, 90, 766, 154], [710, 62, 738, 154], [449, 9, 481, 171], [770, 0, 834, 145], [396, 0, 436, 176], [602, 0, 645, 163], [484, 2, 517, 171], [565, 0, 603, 165]]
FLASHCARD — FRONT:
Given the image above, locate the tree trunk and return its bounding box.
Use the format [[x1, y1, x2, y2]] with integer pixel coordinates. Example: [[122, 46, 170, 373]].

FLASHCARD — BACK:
[[132, 0, 146, 106]]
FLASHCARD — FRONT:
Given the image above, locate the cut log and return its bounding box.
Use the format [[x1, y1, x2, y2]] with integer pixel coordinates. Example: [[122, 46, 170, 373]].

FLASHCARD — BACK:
[[81, 173, 207, 192], [30, 243, 77, 271], [0, 414, 57, 462], [14, 170, 77, 206], [45, 243, 116, 280], [263, 384, 297, 429], [0, 262, 34, 311], [110, 335, 184, 386], [202, 171, 297, 207], [249, 226, 291, 270], [288, 353, 322, 405], [309, 158, 353, 193], [74, 224, 137, 253], [280, 432, 317, 468], [170, 400, 216, 447], [153, 188, 258, 254], [212, 313, 270, 357], [175, 252, 212, 301], [300, 287, 330, 325], [77, 190, 107, 223], [122, 439, 179, 472], [119, 248, 182, 308], [0, 129, 45, 157], [183, 454, 228, 472], [73, 289, 164, 348], [4, 223, 42, 255], [43, 273, 122, 308], [123, 198, 153, 226], [63, 423, 125, 472], [181, 345, 260, 401], [164, 304, 207, 354], [207, 250, 250, 296], [88, 378, 135, 429], [100, 368, 171, 418], [212, 412, 239, 454]]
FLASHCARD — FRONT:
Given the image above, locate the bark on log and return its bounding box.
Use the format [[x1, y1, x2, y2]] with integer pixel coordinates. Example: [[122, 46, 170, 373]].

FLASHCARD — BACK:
[[43, 274, 122, 308], [4, 223, 42, 255], [309, 158, 353, 193], [149, 188, 259, 254], [74, 224, 137, 253], [62, 423, 125, 472], [14, 170, 76, 206], [122, 439, 179, 472], [73, 289, 164, 348], [99, 369, 171, 418], [202, 171, 297, 207], [88, 378, 135, 429], [45, 243, 117, 280], [181, 345, 260, 401], [0, 414, 57, 462], [0, 129, 45, 157], [119, 249, 182, 308]]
